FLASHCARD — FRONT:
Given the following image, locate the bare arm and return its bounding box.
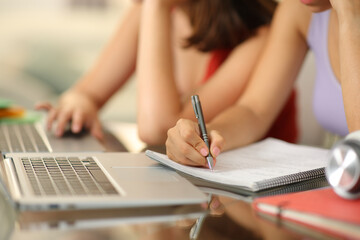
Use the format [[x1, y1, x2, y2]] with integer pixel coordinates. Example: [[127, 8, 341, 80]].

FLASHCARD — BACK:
[[137, 0, 179, 144], [74, 3, 141, 107], [331, 1, 360, 132], [37, 3, 141, 138], [166, 0, 310, 165], [137, 0, 271, 145], [209, 0, 309, 150]]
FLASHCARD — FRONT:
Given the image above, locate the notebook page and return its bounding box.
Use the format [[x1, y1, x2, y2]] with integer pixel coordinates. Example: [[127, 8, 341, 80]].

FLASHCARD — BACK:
[[146, 138, 329, 191]]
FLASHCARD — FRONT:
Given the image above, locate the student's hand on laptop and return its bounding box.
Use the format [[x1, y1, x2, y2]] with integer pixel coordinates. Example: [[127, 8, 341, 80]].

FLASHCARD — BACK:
[[166, 119, 224, 168], [35, 90, 104, 140]]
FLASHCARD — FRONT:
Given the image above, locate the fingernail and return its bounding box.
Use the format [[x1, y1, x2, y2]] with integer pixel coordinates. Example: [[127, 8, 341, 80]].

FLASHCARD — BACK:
[[72, 124, 80, 132], [212, 147, 220, 157], [56, 129, 62, 137], [200, 148, 208, 156], [211, 200, 220, 209]]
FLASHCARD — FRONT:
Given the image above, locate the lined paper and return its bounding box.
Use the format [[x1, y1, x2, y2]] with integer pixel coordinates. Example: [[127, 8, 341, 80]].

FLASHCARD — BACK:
[[146, 138, 329, 192]]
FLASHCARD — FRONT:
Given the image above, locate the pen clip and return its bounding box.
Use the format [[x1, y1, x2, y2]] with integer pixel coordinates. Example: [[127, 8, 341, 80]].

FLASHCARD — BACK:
[[191, 95, 199, 119]]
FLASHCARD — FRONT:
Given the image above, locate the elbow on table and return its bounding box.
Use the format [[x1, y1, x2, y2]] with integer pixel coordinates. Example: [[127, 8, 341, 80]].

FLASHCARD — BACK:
[[137, 123, 168, 146]]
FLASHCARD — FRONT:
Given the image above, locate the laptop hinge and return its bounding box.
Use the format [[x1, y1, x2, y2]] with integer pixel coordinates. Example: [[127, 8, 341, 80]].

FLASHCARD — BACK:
[[2, 156, 23, 199], [0, 153, 12, 199]]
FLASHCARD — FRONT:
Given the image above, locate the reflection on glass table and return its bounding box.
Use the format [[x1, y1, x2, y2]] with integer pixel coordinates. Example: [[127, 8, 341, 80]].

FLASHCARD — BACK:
[[9, 203, 207, 240], [2, 186, 344, 240]]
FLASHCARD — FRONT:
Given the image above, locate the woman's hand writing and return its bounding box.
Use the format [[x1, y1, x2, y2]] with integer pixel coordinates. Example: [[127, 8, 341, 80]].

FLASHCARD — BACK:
[[165, 119, 224, 167]]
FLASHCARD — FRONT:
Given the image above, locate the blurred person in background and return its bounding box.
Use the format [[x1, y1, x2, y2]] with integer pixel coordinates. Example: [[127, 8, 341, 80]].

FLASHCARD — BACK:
[[37, 0, 298, 147]]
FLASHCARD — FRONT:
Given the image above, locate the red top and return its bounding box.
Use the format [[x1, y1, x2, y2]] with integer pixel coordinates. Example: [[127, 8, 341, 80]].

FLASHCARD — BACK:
[[202, 49, 298, 143]]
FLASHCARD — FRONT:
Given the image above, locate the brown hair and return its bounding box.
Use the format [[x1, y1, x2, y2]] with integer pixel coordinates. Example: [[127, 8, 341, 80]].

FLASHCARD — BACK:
[[184, 0, 277, 52]]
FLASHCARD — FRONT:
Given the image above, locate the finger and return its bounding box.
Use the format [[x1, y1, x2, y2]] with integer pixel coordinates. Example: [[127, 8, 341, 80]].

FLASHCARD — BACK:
[[84, 117, 93, 130], [166, 119, 209, 167], [90, 118, 104, 141], [177, 119, 210, 157], [46, 108, 58, 131], [55, 110, 72, 137], [71, 110, 85, 133], [176, 219, 196, 228], [34, 102, 52, 111], [209, 130, 225, 158], [166, 142, 205, 167], [209, 197, 225, 216], [166, 126, 207, 167]]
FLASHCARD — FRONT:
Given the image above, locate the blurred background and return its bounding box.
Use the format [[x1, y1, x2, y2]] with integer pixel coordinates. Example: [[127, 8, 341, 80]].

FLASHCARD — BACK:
[[0, 0, 136, 123], [0, 0, 327, 146]]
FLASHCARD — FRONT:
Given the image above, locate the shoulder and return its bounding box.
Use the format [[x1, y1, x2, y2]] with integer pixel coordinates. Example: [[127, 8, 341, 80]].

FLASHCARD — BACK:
[[229, 25, 269, 56], [273, 0, 312, 38], [254, 25, 271, 38]]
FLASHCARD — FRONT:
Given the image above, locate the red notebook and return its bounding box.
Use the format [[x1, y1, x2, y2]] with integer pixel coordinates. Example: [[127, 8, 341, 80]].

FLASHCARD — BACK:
[[253, 188, 360, 239]]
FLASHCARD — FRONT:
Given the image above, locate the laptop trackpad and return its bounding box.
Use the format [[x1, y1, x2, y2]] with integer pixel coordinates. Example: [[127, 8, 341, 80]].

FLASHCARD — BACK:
[[110, 167, 179, 182]]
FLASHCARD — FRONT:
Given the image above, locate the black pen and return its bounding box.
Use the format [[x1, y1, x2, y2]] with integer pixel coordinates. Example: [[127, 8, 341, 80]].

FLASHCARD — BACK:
[[191, 95, 214, 170]]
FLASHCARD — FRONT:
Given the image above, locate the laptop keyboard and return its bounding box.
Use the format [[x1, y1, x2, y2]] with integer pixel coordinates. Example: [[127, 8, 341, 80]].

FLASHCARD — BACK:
[[21, 156, 118, 196], [0, 123, 50, 153]]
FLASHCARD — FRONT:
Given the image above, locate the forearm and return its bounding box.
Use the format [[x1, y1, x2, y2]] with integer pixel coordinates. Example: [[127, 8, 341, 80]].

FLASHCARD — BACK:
[[137, 0, 182, 144], [73, 3, 141, 108], [336, 8, 360, 132], [208, 104, 269, 151], [206, 0, 308, 151]]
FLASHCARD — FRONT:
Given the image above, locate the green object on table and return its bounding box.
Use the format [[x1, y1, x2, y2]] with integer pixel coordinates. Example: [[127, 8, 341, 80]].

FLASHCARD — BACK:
[[0, 111, 42, 124], [0, 99, 13, 109]]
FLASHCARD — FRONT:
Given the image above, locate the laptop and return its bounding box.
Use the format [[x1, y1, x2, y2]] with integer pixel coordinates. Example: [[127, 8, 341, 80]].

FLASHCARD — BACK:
[[0, 151, 207, 210], [0, 112, 105, 153]]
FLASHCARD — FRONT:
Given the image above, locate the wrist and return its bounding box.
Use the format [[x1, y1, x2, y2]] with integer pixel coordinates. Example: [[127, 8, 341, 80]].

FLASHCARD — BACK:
[[70, 88, 102, 109]]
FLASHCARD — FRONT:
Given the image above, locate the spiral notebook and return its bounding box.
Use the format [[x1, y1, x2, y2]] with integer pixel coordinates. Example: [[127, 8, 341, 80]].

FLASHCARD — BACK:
[[145, 138, 329, 194]]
